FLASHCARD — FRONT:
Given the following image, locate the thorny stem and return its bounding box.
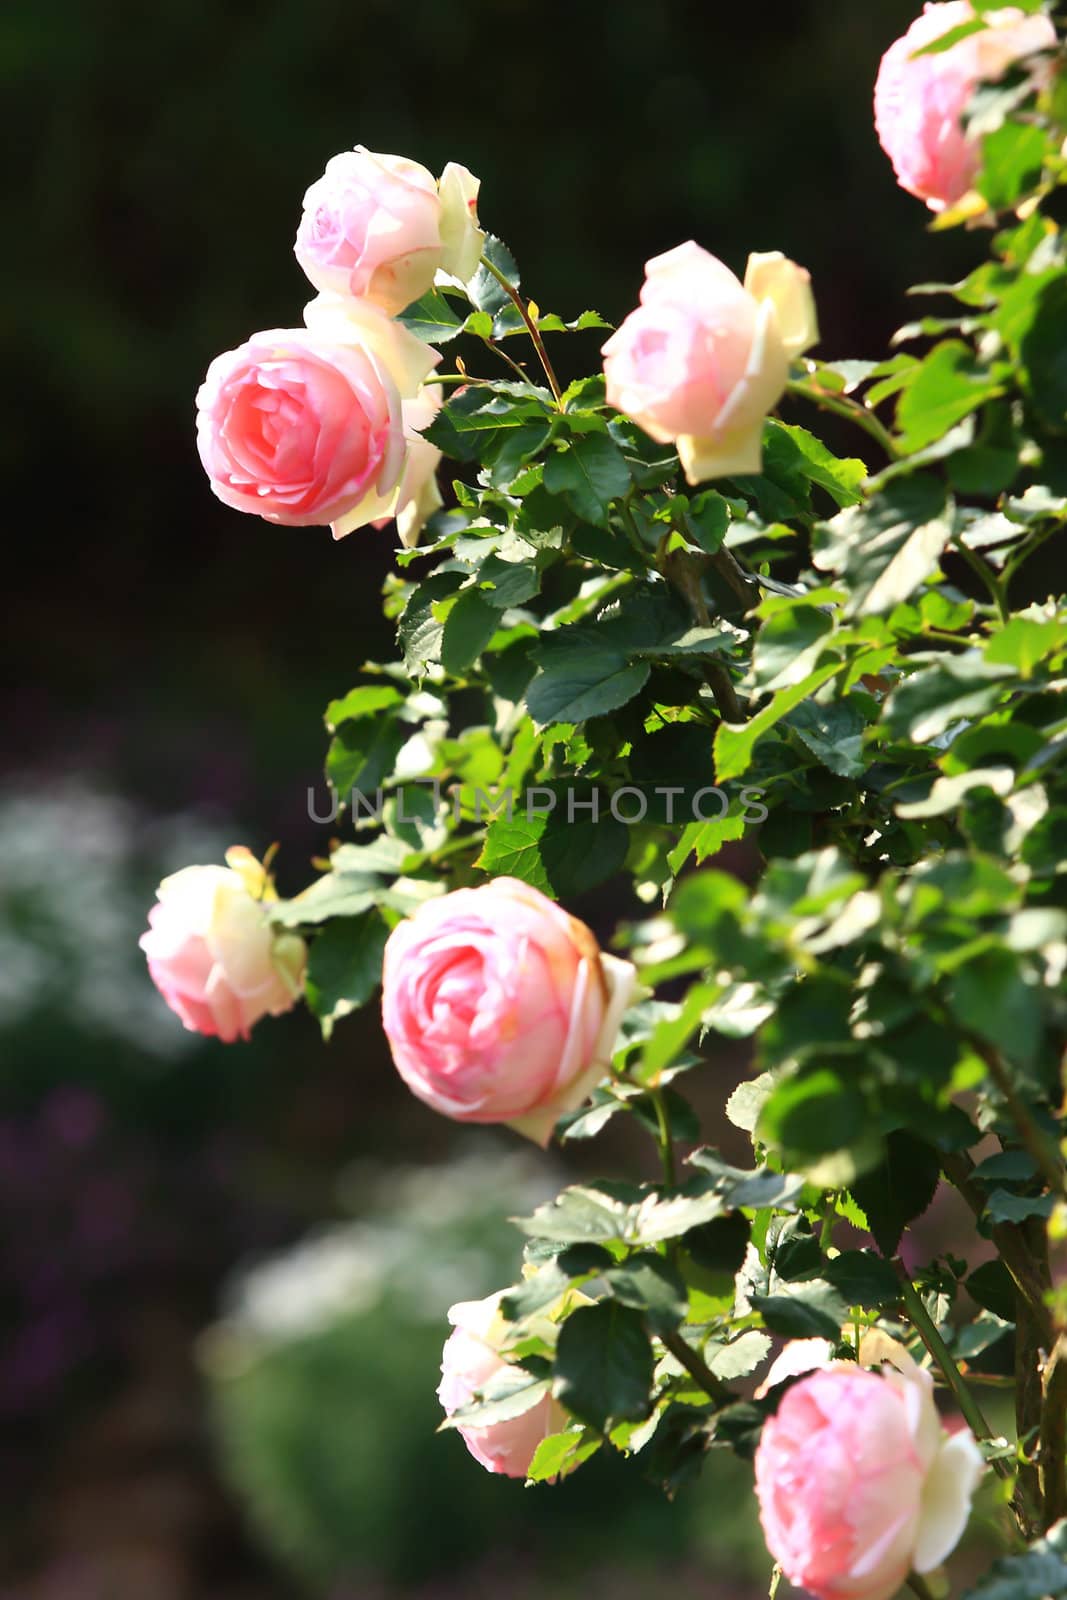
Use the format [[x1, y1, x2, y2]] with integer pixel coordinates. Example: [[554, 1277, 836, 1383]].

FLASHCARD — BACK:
[[658, 1326, 733, 1407], [1002, 516, 1065, 595], [479, 335, 532, 385], [479, 253, 564, 406], [706, 549, 761, 616], [941, 1151, 1055, 1345], [953, 533, 1011, 624], [1040, 1333, 1067, 1529], [786, 375, 900, 461], [661, 549, 747, 723], [970, 1035, 1065, 1197], [1016, 1265, 1046, 1535], [649, 1087, 677, 1189], [899, 1262, 1043, 1536], [894, 1265, 1010, 1478]]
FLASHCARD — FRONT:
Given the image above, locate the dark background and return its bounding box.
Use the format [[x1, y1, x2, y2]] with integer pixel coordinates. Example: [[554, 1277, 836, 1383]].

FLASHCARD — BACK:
[[2, 2, 986, 1595]]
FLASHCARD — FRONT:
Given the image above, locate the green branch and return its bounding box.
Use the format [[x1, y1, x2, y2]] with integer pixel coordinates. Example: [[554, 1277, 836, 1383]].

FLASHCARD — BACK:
[[786, 375, 900, 461], [658, 1326, 733, 1407], [478, 253, 563, 406]]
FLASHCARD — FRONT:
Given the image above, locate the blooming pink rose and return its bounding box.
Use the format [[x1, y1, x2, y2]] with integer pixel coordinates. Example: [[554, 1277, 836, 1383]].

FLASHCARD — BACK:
[[140, 848, 306, 1042], [874, 3, 1056, 211], [295, 147, 485, 314], [381, 877, 636, 1145], [196, 301, 438, 538], [438, 1293, 567, 1477], [602, 242, 818, 484], [755, 1355, 984, 1600], [370, 387, 444, 548]]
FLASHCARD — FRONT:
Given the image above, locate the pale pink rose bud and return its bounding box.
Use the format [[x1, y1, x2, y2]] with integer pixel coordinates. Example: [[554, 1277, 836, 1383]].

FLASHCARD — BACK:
[[295, 148, 485, 314], [140, 847, 306, 1043], [874, 3, 1056, 212], [755, 1354, 984, 1600], [370, 388, 444, 549], [381, 877, 636, 1145], [196, 328, 406, 537], [437, 162, 486, 285], [438, 1293, 567, 1477], [602, 240, 817, 486]]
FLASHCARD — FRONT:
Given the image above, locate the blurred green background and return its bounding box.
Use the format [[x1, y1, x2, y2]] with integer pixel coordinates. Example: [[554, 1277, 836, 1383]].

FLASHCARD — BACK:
[[3, 1, 986, 1595]]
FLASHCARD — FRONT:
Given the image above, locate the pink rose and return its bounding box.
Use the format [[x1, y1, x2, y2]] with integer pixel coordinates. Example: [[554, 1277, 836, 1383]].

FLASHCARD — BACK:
[[874, 3, 1056, 211], [140, 847, 306, 1042], [438, 1293, 567, 1477], [196, 302, 438, 538], [295, 147, 485, 315], [602, 242, 818, 485], [754, 1355, 984, 1600], [370, 387, 444, 549], [381, 877, 636, 1145]]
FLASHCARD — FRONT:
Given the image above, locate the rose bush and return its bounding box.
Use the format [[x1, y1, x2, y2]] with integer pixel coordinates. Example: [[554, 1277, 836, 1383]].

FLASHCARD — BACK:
[[163, 5, 1067, 1594], [380, 878, 636, 1145], [140, 847, 306, 1041]]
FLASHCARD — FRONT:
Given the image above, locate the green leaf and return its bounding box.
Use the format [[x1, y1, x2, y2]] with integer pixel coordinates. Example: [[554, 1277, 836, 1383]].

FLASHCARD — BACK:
[[787, 699, 868, 778], [525, 1428, 602, 1483], [272, 872, 380, 929], [682, 1214, 752, 1276], [1020, 276, 1067, 429], [683, 490, 732, 553], [325, 684, 404, 728], [966, 1259, 1017, 1322], [850, 1131, 941, 1256], [960, 1520, 1067, 1600], [442, 1364, 551, 1430], [979, 121, 1047, 211], [326, 718, 406, 798], [751, 1279, 848, 1341], [909, 16, 986, 54], [476, 794, 629, 899], [305, 912, 390, 1039], [814, 475, 953, 617], [396, 287, 465, 343], [985, 617, 1067, 677], [758, 1068, 869, 1162], [948, 948, 1040, 1068], [706, 1331, 772, 1382], [714, 661, 845, 781], [440, 587, 500, 675], [535, 309, 612, 335], [685, 1149, 804, 1212], [514, 1184, 644, 1245], [822, 1250, 901, 1309], [604, 1254, 688, 1335], [985, 1189, 1055, 1225], [772, 423, 867, 508], [526, 633, 650, 727], [884, 653, 1015, 743], [543, 433, 631, 527], [896, 341, 1003, 453], [466, 234, 520, 320], [553, 1302, 654, 1429]]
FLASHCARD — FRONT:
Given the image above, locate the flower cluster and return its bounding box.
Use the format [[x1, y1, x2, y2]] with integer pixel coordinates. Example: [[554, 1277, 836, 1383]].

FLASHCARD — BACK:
[[137, 0, 1065, 1576], [196, 147, 484, 543]]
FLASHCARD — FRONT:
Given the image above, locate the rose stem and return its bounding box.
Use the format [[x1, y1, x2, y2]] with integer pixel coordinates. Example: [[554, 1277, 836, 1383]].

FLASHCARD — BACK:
[[478, 253, 564, 406]]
